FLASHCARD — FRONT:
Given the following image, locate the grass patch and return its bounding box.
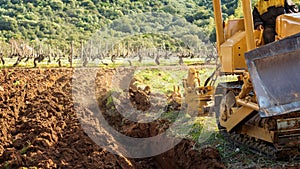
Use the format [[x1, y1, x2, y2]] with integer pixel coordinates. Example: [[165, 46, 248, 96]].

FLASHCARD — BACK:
[[20, 141, 31, 155], [132, 66, 216, 94], [4, 162, 10, 169], [183, 58, 206, 65], [160, 111, 180, 123], [133, 68, 187, 94]]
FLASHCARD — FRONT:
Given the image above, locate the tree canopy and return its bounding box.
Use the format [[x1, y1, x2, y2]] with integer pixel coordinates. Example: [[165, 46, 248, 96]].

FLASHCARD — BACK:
[[0, 0, 298, 51]]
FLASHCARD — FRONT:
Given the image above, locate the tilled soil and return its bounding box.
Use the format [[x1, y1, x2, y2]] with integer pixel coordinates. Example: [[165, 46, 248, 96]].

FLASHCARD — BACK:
[[0, 68, 226, 169]]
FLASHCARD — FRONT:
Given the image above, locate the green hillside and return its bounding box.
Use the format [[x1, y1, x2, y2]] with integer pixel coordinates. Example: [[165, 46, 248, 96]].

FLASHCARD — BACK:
[[0, 0, 299, 63], [0, 0, 240, 49]]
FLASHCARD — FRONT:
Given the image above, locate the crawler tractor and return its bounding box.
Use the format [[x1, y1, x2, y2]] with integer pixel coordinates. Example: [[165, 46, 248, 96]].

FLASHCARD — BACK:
[[212, 0, 300, 159]]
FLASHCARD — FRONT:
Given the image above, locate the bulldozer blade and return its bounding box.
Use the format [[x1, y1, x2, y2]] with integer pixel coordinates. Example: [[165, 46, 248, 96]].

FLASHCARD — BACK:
[[245, 33, 300, 117]]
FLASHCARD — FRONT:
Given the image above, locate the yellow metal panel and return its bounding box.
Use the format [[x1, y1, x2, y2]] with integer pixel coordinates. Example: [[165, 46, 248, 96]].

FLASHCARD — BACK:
[[220, 105, 255, 132], [224, 19, 245, 39], [276, 13, 300, 40], [220, 46, 232, 72], [234, 34, 247, 69], [242, 0, 256, 51], [220, 31, 247, 72], [241, 125, 274, 143], [212, 0, 225, 57]]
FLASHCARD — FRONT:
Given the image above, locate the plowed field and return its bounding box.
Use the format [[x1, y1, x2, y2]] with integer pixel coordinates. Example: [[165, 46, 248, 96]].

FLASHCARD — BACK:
[[0, 68, 225, 169]]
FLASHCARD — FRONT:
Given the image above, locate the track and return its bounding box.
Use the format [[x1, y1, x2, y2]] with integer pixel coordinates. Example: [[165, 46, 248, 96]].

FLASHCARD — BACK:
[[214, 81, 300, 160]]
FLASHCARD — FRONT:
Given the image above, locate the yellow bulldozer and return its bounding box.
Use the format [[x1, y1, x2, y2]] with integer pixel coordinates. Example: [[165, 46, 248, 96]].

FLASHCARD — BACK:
[[169, 0, 300, 159], [208, 0, 300, 159]]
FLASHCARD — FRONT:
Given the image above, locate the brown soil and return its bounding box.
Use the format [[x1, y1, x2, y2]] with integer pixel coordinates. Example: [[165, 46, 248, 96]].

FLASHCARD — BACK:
[[0, 68, 226, 169]]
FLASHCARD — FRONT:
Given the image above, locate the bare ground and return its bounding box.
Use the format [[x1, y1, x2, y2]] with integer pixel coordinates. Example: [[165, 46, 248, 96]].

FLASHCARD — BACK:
[[0, 68, 225, 169]]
